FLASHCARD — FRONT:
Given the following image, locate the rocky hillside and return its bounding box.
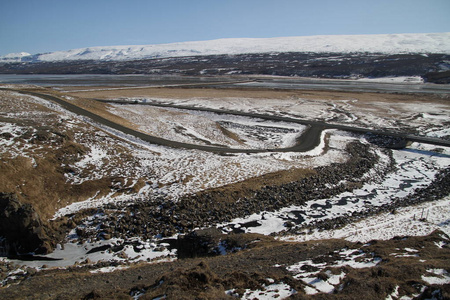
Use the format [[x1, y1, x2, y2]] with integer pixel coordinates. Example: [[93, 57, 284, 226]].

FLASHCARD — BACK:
[[0, 52, 449, 83], [1, 33, 449, 82]]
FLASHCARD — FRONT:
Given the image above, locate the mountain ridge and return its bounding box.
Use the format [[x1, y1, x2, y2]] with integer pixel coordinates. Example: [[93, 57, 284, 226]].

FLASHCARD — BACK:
[[2, 32, 449, 63]]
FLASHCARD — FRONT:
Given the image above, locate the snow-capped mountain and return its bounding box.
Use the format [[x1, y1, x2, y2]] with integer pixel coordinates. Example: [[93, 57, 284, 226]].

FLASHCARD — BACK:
[[0, 52, 32, 62], [2, 33, 449, 63]]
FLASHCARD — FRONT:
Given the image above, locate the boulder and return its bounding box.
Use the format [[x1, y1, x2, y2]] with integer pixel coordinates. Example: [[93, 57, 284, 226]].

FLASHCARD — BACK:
[[176, 228, 223, 259], [0, 193, 51, 255]]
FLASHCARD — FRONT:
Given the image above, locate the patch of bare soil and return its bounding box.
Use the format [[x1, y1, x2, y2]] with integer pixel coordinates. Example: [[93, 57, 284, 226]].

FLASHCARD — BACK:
[[196, 167, 317, 203], [0, 231, 448, 299]]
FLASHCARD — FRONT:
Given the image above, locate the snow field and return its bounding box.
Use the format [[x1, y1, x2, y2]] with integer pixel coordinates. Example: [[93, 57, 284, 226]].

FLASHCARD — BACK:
[[223, 144, 450, 238], [226, 282, 297, 299], [4, 92, 448, 240], [140, 96, 450, 138], [107, 103, 307, 150], [52, 129, 351, 218], [279, 196, 450, 244], [2, 33, 449, 62]]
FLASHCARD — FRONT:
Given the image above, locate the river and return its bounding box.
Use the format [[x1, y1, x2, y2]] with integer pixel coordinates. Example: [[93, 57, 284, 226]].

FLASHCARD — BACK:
[[1, 74, 449, 94]]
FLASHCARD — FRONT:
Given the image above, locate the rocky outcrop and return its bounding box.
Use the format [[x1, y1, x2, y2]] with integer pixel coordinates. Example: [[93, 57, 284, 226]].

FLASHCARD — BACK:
[[176, 228, 224, 259], [284, 166, 450, 234], [365, 133, 408, 149], [73, 141, 386, 243], [0, 193, 51, 255]]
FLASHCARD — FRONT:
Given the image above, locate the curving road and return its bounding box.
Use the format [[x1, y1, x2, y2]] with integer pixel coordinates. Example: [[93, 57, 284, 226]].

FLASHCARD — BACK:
[[10, 89, 450, 153], [99, 99, 450, 148], [12, 89, 324, 153]]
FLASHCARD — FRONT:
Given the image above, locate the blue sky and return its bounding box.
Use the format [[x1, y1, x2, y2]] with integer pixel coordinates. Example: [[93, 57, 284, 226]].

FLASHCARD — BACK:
[[1, 0, 449, 56]]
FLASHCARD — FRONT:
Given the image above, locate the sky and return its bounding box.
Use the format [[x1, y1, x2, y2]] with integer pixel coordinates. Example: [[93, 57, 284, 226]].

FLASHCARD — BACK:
[[1, 0, 449, 56]]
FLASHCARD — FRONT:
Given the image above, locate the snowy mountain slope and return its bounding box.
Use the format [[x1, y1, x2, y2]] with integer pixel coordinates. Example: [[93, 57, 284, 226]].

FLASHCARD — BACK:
[[2, 33, 450, 63], [0, 52, 32, 62]]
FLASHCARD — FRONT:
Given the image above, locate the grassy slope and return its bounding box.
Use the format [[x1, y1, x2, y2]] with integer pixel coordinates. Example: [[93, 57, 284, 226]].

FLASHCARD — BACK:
[[0, 231, 448, 299]]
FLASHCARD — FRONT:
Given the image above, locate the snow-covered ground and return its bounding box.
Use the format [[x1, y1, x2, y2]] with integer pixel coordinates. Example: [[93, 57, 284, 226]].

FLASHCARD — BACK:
[[128, 96, 450, 138], [287, 248, 382, 295], [227, 281, 297, 299], [0, 90, 350, 219], [2, 89, 448, 225], [108, 103, 307, 149], [221, 142, 450, 238], [1, 33, 449, 62], [1, 87, 449, 289], [355, 76, 425, 84], [6, 236, 177, 270], [52, 129, 347, 218], [281, 196, 449, 244]]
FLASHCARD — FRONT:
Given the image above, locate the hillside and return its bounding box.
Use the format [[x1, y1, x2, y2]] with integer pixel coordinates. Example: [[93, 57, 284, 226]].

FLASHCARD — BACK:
[[0, 85, 449, 299], [1, 33, 450, 82]]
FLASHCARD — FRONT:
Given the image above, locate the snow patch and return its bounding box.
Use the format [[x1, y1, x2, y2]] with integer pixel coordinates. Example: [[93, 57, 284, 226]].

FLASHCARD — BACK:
[[227, 282, 296, 299], [287, 248, 381, 294], [229, 143, 449, 239], [422, 269, 450, 285]]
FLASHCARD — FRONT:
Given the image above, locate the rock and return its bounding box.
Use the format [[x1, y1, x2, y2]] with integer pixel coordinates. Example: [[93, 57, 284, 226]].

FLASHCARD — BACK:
[[101, 233, 112, 240], [176, 228, 224, 259], [117, 251, 128, 259], [423, 70, 450, 84], [0, 193, 51, 255], [26, 267, 37, 276]]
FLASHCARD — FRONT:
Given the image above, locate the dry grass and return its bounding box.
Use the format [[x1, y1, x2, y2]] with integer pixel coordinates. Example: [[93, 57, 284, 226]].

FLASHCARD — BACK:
[[216, 122, 245, 144], [50, 90, 139, 130], [1, 228, 448, 299], [0, 139, 121, 221], [0, 90, 149, 221]]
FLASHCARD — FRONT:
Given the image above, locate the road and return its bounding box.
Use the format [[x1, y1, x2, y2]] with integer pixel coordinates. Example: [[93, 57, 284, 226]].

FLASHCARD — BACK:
[[12, 90, 324, 154], [9, 89, 450, 152], [98, 99, 450, 148]]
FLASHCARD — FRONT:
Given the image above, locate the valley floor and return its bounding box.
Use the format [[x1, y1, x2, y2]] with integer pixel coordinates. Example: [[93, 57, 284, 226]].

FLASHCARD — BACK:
[[0, 80, 449, 299]]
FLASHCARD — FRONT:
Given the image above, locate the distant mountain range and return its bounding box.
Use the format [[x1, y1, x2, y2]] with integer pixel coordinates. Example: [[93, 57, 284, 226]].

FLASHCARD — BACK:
[[2, 33, 449, 63], [1, 33, 449, 82]]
